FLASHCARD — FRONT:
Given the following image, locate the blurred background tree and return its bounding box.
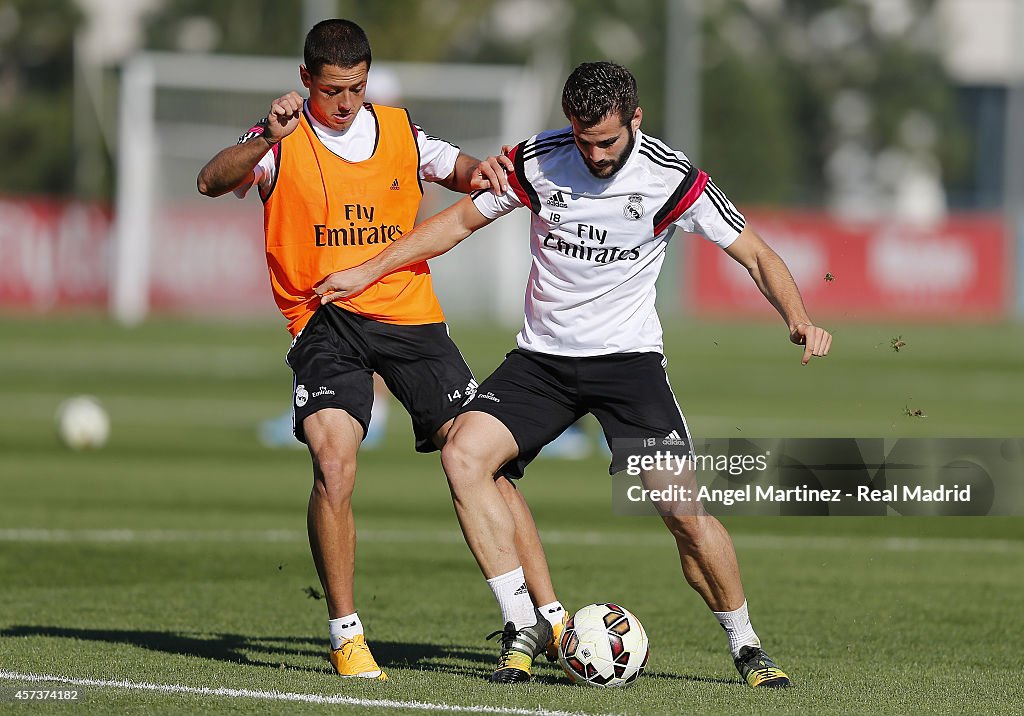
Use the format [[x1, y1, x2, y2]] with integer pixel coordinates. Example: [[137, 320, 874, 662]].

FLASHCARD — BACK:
[[0, 0, 973, 211], [143, 0, 298, 56], [0, 0, 83, 196]]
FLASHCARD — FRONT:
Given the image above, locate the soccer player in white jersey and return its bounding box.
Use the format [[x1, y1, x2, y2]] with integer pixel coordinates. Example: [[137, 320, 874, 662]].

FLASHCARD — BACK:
[[316, 61, 832, 686]]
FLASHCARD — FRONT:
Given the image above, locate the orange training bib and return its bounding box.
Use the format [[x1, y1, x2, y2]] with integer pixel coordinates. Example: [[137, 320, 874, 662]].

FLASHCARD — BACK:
[[263, 104, 444, 336]]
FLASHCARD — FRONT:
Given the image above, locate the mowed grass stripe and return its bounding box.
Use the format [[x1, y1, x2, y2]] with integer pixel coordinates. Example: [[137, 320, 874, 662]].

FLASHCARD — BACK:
[[0, 670, 607, 716], [1, 527, 1020, 554]]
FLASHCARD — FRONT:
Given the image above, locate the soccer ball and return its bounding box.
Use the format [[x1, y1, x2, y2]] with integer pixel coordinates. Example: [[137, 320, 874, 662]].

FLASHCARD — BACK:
[[558, 603, 649, 687], [56, 396, 110, 450]]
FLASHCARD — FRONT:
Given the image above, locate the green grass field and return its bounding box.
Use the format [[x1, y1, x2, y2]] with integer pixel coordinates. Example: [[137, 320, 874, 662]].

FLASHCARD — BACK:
[[1, 316, 1022, 714]]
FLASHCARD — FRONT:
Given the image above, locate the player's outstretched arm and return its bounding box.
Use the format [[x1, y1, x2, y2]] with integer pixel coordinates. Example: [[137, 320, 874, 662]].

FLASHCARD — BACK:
[[724, 226, 833, 365], [196, 137, 274, 197], [316, 195, 493, 304], [436, 152, 514, 195], [197, 91, 303, 197]]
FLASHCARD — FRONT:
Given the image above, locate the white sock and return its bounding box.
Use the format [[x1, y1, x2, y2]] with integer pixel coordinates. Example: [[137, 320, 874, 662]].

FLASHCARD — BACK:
[[329, 612, 363, 650], [537, 600, 565, 627], [713, 600, 760, 658], [486, 567, 536, 630]]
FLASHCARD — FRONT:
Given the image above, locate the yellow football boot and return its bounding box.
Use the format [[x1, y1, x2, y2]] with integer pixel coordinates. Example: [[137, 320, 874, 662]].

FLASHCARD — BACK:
[[329, 634, 388, 681], [545, 610, 569, 662]]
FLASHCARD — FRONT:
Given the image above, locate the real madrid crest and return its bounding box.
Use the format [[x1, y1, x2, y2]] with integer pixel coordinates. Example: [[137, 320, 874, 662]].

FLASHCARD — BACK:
[[624, 193, 644, 220]]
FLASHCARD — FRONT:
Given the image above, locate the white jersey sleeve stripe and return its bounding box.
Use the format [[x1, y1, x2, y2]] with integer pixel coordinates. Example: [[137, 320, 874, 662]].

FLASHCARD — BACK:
[[706, 179, 744, 223], [523, 138, 575, 162], [703, 187, 744, 233], [704, 180, 745, 233], [641, 137, 695, 173], [420, 128, 458, 148], [410, 118, 460, 183], [640, 137, 691, 166], [638, 147, 689, 175], [522, 132, 574, 161]]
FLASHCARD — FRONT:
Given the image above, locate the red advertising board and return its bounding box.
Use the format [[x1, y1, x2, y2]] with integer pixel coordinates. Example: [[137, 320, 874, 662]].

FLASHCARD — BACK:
[[148, 204, 276, 315], [688, 210, 1011, 320], [0, 198, 277, 318], [0, 199, 110, 311], [0, 198, 1014, 321]]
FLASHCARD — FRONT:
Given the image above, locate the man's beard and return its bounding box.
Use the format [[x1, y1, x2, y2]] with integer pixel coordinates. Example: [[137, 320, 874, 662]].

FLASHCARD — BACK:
[[582, 129, 636, 178]]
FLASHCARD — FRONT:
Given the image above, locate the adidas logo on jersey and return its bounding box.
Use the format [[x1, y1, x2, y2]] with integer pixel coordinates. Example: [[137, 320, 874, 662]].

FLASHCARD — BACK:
[[545, 191, 568, 209], [390, 179, 400, 190]]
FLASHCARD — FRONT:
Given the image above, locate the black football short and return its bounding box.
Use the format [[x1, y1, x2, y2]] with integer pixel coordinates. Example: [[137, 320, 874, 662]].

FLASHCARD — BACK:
[[462, 348, 691, 477], [286, 304, 476, 451]]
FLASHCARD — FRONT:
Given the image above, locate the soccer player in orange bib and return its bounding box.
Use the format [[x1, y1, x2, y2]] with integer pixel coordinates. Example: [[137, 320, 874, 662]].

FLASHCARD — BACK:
[[197, 19, 565, 680]]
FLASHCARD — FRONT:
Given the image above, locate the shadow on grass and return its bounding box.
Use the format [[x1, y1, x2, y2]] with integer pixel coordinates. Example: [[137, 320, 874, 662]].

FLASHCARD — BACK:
[[643, 670, 738, 686], [1, 626, 737, 686], [0, 625, 320, 672], [0, 626, 497, 678], [525, 669, 737, 688]]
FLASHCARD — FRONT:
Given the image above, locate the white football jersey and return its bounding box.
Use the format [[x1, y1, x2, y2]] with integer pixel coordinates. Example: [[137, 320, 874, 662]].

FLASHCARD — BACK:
[[473, 128, 745, 357]]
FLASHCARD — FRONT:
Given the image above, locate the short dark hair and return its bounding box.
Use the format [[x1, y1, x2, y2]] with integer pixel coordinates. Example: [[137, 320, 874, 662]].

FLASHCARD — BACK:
[[561, 62, 639, 127], [303, 19, 371, 76]]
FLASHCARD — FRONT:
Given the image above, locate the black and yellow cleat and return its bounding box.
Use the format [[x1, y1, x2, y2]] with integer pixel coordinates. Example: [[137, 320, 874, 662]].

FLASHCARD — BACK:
[[734, 645, 792, 688], [487, 611, 553, 683]]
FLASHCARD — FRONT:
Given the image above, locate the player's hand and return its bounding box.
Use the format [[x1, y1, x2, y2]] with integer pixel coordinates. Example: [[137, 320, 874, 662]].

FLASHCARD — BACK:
[[314, 267, 374, 304], [265, 92, 303, 143], [469, 151, 514, 194], [790, 322, 832, 365]]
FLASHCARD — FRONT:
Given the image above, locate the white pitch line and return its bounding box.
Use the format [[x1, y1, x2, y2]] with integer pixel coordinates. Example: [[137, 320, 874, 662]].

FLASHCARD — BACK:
[[0, 528, 1020, 554], [0, 671, 606, 716]]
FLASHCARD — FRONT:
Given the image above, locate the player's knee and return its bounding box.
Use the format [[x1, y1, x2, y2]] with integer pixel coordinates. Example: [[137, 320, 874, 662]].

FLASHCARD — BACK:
[[311, 451, 357, 506], [663, 514, 709, 548], [441, 435, 490, 488], [440, 439, 471, 480]]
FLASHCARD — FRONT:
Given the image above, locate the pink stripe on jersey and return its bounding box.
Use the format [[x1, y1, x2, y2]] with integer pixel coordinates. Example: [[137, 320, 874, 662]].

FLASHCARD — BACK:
[[654, 170, 708, 236], [505, 144, 532, 209]]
